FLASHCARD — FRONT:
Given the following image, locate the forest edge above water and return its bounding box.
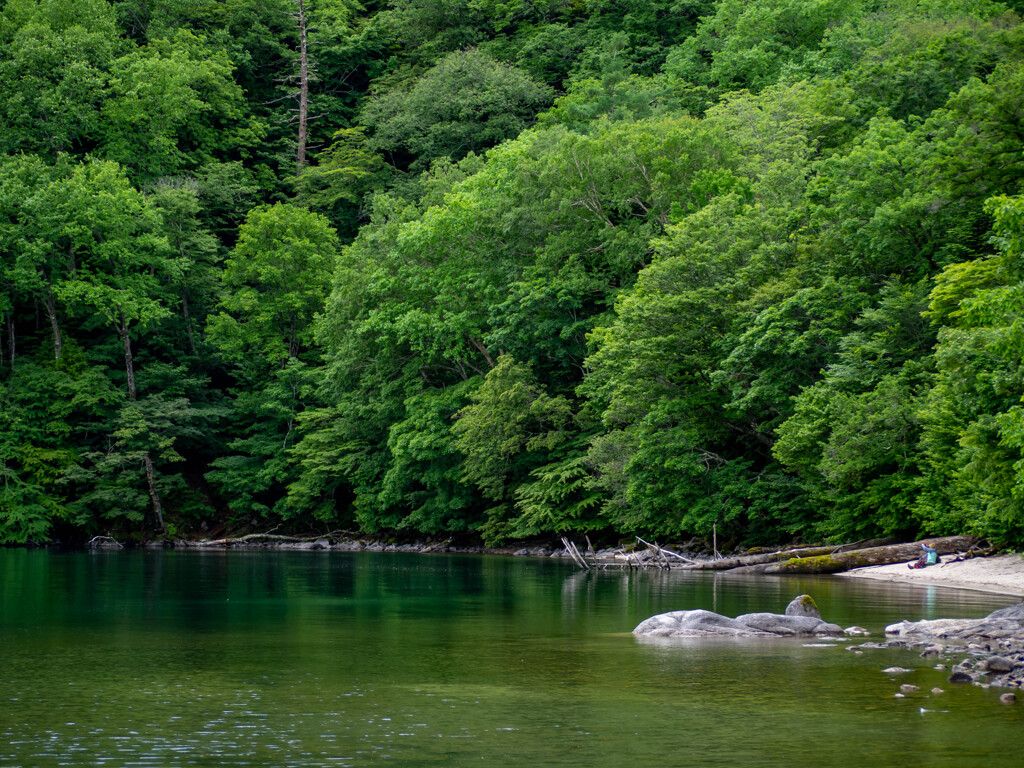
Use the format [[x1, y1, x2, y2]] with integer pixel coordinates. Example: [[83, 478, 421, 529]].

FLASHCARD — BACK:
[[3, 0, 1024, 551]]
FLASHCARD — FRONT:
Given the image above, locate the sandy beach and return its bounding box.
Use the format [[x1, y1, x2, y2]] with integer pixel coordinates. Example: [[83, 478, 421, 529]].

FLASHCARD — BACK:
[[839, 552, 1024, 597]]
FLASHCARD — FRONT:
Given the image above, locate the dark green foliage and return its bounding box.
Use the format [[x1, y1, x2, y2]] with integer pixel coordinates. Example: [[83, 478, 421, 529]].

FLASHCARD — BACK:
[[2, 0, 1024, 547], [360, 48, 554, 169]]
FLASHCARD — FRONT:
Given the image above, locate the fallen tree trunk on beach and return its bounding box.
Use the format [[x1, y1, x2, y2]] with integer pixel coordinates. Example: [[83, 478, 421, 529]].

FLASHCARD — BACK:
[[681, 538, 900, 571], [727, 535, 979, 575]]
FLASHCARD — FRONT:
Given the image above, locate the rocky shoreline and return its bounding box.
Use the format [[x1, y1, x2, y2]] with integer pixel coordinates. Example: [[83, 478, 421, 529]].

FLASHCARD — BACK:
[[877, 601, 1024, 694], [90, 533, 690, 562]]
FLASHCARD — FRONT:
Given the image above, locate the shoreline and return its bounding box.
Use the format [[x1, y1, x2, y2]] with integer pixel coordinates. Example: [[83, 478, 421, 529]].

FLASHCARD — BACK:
[[838, 553, 1024, 597]]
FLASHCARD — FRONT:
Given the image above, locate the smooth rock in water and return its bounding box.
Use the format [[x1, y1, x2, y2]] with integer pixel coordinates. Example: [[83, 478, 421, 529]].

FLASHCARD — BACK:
[[633, 597, 842, 638], [931, 688, 945, 695], [900, 684, 919, 693], [785, 595, 821, 620], [948, 670, 974, 683], [1000, 693, 1017, 705], [632, 609, 771, 638], [934, 664, 947, 671], [882, 667, 914, 674], [734, 612, 842, 637], [894, 693, 905, 699], [844, 626, 871, 637]]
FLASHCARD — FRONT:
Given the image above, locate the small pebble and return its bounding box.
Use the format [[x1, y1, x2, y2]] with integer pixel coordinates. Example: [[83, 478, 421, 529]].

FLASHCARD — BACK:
[[933, 664, 947, 670], [883, 667, 913, 674], [931, 687, 945, 695], [900, 684, 920, 693], [1000, 693, 1017, 705], [894, 693, 906, 699]]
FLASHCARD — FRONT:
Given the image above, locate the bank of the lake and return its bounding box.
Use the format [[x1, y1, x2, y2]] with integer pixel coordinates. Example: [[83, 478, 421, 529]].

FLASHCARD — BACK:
[[840, 553, 1024, 597]]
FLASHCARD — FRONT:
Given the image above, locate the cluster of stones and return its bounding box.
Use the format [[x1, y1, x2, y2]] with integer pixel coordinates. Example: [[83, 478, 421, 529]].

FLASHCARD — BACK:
[[881, 601, 1024, 697], [634, 595, 1024, 703], [632, 594, 853, 638]]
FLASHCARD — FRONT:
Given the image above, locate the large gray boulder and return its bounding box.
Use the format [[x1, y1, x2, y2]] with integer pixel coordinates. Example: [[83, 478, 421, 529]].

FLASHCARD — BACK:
[[633, 598, 843, 638]]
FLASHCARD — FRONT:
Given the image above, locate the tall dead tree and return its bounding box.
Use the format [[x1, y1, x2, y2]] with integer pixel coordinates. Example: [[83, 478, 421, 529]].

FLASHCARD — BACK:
[[294, 0, 311, 172]]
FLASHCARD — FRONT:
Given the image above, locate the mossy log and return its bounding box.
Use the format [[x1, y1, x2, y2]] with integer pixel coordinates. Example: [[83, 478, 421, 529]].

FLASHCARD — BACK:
[[681, 538, 899, 571], [728, 536, 978, 575]]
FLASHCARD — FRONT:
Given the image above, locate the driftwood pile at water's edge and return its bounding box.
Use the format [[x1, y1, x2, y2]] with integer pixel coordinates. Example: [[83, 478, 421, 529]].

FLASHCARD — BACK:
[[578, 535, 985, 574]]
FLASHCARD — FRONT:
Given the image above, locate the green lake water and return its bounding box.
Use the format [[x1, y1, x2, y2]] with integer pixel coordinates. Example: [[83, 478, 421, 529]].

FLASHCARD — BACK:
[[1, 549, 1022, 768]]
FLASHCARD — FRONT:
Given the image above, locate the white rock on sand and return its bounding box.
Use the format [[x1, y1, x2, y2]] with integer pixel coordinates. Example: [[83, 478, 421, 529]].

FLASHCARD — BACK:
[[839, 553, 1024, 597]]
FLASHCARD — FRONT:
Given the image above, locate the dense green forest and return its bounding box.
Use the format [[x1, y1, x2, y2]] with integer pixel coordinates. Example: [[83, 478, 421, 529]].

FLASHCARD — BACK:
[[1, 0, 1023, 547]]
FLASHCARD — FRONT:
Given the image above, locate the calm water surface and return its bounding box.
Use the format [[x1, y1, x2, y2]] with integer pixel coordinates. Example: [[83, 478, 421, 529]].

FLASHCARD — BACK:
[[1, 550, 1022, 768]]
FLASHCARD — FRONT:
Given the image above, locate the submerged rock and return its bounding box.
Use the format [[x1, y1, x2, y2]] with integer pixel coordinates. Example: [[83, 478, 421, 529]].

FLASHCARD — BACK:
[[633, 597, 843, 638]]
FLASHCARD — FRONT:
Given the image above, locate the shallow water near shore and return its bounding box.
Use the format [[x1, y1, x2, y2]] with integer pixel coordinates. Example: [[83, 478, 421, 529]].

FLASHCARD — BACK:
[[2, 549, 1022, 768]]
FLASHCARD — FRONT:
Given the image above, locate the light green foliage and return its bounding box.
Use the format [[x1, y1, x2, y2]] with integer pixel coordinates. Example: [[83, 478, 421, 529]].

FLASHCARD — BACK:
[[208, 202, 338, 370], [101, 30, 262, 180], [41, 161, 174, 339], [806, 0, 1022, 121], [205, 205, 338, 521], [928, 62, 1024, 200], [913, 194, 1024, 542], [665, 0, 864, 95], [809, 115, 982, 282], [0, 0, 123, 155], [67, 389, 225, 526], [773, 282, 937, 539]]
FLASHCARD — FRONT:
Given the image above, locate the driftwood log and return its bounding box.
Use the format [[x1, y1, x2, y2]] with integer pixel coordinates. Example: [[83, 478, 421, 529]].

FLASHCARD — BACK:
[[726, 535, 979, 575], [681, 538, 900, 571], [192, 531, 354, 547]]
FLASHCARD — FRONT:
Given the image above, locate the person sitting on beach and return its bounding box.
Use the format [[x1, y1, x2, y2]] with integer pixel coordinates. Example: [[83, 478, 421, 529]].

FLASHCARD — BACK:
[[909, 543, 939, 569]]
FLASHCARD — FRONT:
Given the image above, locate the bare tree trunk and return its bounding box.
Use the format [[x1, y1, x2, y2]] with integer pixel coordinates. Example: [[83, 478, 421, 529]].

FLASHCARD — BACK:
[[5, 314, 13, 370], [180, 286, 197, 355], [142, 453, 166, 532], [296, 0, 309, 172], [120, 324, 137, 401], [119, 317, 166, 532], [43, 287, 61, 361]]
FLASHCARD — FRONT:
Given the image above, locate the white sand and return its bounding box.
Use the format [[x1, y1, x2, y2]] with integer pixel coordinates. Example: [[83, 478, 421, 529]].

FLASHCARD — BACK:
[[839, 553, 1024, 597]]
